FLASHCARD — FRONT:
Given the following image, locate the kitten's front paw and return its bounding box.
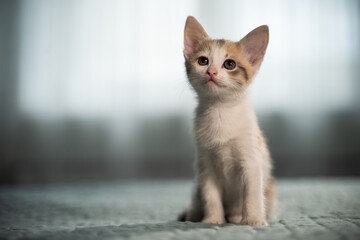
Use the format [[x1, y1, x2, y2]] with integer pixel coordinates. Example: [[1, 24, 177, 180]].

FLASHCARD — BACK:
[[227, 215, 243, 224], [202, 216, 225, 225], [242, 217, 268, 226]]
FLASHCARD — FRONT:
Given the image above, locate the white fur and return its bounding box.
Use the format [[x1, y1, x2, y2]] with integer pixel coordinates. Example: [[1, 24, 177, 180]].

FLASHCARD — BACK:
[[180, 17, 275, 226], [192, 93, 269, 225], [182, 50, 274, 226]]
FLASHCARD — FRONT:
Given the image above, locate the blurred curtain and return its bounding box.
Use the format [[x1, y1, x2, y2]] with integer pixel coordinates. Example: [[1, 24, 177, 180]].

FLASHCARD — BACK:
[[18, 0, 360, 118], [19, 0, 196, 119], [0, 0, 359, 184]]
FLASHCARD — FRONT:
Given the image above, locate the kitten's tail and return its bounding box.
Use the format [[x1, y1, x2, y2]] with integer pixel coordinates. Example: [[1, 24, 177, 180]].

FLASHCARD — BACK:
[[177, 210, 187, 222], [177, 208, 203, 222]]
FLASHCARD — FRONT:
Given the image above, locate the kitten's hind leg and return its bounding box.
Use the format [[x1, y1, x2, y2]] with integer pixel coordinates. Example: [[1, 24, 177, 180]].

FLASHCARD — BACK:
[[226, 195, 244, 224], [225, 176, 244, 224], [227, 214, 243, 224]]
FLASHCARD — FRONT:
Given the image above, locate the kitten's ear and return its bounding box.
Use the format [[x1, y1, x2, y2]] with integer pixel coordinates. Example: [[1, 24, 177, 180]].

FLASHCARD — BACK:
[[184, 16, 209, 58], [238, 25, 269, 66]]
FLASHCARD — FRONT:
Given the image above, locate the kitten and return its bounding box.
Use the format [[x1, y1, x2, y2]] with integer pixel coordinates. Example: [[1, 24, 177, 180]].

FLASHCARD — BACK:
[[178, 16, 276, 226]]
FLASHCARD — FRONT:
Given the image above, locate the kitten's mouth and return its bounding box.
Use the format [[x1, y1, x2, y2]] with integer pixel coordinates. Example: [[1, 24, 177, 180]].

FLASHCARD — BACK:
[[205, 78, 223, 87]]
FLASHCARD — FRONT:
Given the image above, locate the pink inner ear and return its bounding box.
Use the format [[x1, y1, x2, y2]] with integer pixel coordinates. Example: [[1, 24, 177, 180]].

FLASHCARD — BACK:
[[246, 46, 265, 65], [240, 26, 269, 66], [184, 17, 209, 57], [184, 30, 207, 57], [184, 34, 196, 56]]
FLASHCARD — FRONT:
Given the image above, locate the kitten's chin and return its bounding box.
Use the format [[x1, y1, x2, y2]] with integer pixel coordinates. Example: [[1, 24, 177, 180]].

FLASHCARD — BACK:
[[195, 85, 230, 99], [194, 83, 246, 100]]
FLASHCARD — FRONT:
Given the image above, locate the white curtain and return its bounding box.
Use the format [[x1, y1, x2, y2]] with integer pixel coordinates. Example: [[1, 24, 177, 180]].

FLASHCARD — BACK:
[[1, 0, 359, 182], [19, 0, 195, 121], [18, 0, 359, 121]]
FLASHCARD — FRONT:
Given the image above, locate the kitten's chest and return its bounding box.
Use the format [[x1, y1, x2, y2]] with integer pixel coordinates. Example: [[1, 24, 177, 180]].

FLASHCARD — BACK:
[[195, 103, 246, 147]]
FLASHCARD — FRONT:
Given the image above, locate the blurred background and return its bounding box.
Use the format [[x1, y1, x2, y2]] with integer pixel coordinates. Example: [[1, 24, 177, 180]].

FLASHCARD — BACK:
[[0, 0, 359, 185]]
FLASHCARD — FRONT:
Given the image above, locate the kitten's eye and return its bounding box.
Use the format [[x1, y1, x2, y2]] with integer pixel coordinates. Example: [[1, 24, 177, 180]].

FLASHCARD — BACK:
[[223, 59, 236, 70], [197, 56, 209, 66]]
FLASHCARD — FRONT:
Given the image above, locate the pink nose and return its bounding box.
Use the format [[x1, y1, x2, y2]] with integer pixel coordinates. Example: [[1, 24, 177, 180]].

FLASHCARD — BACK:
[[207, 67, 217, 77]]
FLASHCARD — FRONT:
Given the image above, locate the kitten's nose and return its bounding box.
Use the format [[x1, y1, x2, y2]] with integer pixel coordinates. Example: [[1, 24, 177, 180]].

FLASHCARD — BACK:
[[207, 67, 217, 77]]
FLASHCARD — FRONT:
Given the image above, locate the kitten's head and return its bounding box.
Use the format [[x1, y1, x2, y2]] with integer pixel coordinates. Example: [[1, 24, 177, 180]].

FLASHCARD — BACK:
[[184, 16, 269, 99]]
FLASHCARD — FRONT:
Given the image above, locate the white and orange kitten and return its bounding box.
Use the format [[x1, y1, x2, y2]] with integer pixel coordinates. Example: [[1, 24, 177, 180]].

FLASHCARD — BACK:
[[178, 16, 276, 226]]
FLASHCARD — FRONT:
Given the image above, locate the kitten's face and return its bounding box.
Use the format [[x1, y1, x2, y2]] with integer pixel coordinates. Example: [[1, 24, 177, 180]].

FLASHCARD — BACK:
[[184, 16, 269, 98], [185, 39, 251, 97]]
